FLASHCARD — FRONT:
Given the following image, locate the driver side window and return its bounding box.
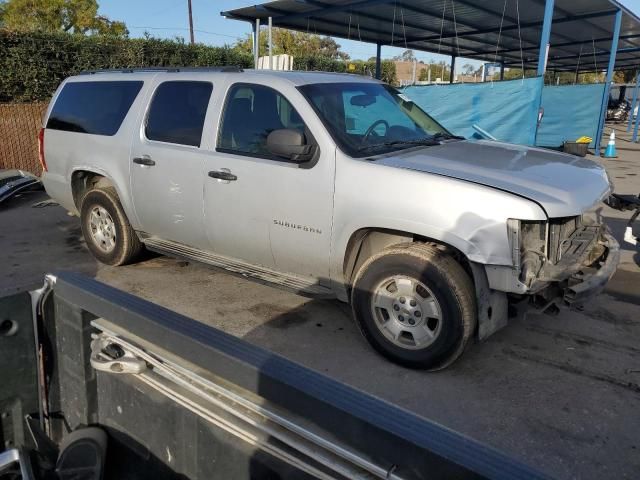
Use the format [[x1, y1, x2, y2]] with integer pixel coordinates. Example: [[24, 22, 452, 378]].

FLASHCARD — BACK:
[[217, 83, 306, 158], [343, 91, 415, 135]]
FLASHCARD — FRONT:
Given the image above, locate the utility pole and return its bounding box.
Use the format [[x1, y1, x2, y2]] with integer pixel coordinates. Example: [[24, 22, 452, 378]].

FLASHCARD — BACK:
[[187, 0, 195, 44]]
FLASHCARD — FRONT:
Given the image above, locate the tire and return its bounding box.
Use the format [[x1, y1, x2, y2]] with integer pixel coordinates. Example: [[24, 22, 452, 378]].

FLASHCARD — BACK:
[[351, 243, 476, 370], [80, 187, 142, 266]]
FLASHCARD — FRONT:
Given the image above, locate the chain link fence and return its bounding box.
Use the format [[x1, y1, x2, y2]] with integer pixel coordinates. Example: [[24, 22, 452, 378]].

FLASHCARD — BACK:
[[0, 102, 47, 175]]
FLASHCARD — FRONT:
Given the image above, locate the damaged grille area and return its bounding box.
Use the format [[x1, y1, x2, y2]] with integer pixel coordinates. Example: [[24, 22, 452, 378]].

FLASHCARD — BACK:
[[537, 225, 604, 283], [518, 214, 605, 289], [548, 216, 582, 264]]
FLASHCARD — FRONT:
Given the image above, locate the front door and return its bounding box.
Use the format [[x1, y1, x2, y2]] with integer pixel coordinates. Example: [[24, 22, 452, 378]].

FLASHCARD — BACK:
[[203, 82, 335, 281], [130, 79, 214, 249]]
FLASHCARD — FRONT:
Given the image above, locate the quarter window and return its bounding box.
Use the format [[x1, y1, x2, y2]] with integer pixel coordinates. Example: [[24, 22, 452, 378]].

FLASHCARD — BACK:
[[218, 84, 306, 158], [47, 81, 143, 136], [146, 81, 213, 147]]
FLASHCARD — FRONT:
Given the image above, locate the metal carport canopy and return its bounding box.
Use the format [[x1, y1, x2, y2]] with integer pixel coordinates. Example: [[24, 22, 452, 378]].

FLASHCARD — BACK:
[[221, 0, 640, 72]]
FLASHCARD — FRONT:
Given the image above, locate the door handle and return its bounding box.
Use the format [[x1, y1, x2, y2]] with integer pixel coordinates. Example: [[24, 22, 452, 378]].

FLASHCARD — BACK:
[[208, 170, 237, 182], [133, 156, 156, 166]]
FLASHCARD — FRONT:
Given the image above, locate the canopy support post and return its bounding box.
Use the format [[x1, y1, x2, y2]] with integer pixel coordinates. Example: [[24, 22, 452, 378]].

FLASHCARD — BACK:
[[634, 98, 640, 142], [594, 9, 622, 156], [253, 19, 260, 69], [268, 17, 273, 70], [627, 70, 640, 132], [500, 62, 505, 81], [450, 55, 456, 83], [375, 43, 382, 80], [537, 0, 555, 76]]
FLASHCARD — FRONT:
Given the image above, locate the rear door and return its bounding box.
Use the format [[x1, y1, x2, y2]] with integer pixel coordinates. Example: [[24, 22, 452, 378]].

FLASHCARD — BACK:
[[130, 77, 214, 249]]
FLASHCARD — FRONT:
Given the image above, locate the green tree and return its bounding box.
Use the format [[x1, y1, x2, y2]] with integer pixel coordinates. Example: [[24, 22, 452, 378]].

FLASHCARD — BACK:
[[433, 61, 450, 82], [418, 67, 429, 81], [461, 63, 474, 75], [235, 28, 348, 60], [393, 49, 415, 62], [614, 70, 636, 84], [492, 68, 537, 81], [0, 0, 127, 36]]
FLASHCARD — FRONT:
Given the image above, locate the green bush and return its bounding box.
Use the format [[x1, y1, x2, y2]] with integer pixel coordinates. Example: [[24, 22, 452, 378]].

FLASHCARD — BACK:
[[0, 30, 253, 102], [1, 30, 399, 102], [294, 55, 347, 73], [294, 55, 397, 85]]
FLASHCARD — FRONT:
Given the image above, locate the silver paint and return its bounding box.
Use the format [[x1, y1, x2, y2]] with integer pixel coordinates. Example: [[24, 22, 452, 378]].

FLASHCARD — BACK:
[[41, 70, 615, 308]]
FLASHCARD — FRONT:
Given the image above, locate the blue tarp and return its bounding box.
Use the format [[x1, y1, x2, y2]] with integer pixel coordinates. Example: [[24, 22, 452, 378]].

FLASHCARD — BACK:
[[403, 79, 606, 149], [536, 83, 607, 148], [403, 78, 544, 146]]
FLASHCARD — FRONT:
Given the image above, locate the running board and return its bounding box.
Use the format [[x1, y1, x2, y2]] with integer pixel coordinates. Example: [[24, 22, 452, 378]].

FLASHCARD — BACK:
[[142, 236, 334, 298]]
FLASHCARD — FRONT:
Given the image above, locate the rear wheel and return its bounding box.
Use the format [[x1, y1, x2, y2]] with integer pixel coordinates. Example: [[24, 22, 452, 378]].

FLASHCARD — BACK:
[[351, 243, 476, 370], [80, 187, 142, 266]]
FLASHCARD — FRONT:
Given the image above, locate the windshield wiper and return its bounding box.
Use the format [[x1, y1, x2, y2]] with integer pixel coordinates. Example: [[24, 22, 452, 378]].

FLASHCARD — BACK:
[[431, 132, 465, 141], [356, 137, 441, 153], [357, 133, 465, 154]]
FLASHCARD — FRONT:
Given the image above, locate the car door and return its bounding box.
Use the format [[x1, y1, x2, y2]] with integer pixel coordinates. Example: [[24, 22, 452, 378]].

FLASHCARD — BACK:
[[130, 78, 214, 249], [202, 81, 335, 282]]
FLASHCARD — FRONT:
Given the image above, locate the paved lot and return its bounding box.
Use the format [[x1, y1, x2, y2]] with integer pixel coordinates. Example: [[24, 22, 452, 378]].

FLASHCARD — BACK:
[[2, 128, 639, 479]]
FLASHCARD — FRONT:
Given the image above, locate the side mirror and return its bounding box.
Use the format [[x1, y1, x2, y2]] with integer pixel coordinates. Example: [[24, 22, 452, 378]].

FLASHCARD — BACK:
[[266, 129, 315, 162]]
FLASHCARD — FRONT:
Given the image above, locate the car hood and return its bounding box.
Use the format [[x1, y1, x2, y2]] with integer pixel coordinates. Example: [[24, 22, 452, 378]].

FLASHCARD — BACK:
[[375, 140, 611, 218]]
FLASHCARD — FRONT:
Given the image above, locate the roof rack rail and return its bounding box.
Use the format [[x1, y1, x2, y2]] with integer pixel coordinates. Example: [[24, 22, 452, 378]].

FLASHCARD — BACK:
[[79, 66, 243, 75]]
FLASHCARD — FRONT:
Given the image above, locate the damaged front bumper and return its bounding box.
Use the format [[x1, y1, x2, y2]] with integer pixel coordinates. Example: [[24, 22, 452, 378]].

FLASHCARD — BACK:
[[562, 231, 619, 305], [478, 225, 619, 339], [529, 227, 620, 308]]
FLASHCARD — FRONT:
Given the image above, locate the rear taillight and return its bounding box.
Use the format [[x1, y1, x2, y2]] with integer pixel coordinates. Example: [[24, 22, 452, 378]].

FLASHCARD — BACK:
[[38, 128, 47, 172]]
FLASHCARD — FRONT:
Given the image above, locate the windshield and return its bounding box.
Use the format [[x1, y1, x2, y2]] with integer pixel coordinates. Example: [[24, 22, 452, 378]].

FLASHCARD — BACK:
[[298, 82, 456, 157]]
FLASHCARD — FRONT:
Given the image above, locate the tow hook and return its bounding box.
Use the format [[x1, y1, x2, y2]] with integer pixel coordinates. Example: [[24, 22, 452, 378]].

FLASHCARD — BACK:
[[605, 193, 640, 246]]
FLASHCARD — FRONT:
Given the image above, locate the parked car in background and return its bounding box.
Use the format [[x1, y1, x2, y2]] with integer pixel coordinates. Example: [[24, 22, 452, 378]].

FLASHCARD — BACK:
[[607, 97, 631, 122], [40, 68, 619, 369]]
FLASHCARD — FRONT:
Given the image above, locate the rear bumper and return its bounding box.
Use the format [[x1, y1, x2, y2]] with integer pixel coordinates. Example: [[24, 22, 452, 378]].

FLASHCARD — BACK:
[[562, 230, 619, 305]]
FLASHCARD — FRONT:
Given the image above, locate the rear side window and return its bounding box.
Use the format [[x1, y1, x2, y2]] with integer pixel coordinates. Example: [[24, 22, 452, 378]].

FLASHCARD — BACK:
[[47, 81, 143, 136], [145, 81, 213, 147]]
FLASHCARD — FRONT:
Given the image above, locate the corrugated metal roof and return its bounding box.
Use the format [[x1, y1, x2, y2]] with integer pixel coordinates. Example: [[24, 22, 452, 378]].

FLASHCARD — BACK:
[[222, 0, 640, 71]]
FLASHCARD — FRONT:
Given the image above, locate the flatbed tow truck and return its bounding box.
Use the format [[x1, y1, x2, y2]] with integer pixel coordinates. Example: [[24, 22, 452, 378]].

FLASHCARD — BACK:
[[0, 272, 549, 480]]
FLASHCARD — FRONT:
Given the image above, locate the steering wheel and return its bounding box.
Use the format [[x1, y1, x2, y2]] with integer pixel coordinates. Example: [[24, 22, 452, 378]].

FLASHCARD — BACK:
[[361, 119, 389, 145]]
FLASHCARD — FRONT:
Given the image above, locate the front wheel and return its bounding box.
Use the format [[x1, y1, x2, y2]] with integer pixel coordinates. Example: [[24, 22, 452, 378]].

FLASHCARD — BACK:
[[351, 243, 476, 370]]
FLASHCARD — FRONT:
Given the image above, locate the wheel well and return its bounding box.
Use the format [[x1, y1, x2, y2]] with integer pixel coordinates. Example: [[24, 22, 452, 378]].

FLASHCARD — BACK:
[[71, 171, 114, 208], [343, 228, 472, 287]]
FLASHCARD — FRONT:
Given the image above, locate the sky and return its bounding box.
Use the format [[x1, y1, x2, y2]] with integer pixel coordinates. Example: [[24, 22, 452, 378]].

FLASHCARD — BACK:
[[98, 0, 640, 73]]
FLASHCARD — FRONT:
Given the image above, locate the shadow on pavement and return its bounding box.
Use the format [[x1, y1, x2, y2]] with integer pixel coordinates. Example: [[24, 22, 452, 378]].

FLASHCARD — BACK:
[[0, 190, 98, 294]]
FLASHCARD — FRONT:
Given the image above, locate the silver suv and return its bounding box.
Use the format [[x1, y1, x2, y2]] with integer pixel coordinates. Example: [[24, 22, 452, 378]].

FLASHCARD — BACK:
[[40, 67, 619, 369]]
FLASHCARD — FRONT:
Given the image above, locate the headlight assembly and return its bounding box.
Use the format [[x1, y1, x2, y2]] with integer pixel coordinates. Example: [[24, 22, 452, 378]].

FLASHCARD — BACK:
[[507, 219, 548, 287]]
